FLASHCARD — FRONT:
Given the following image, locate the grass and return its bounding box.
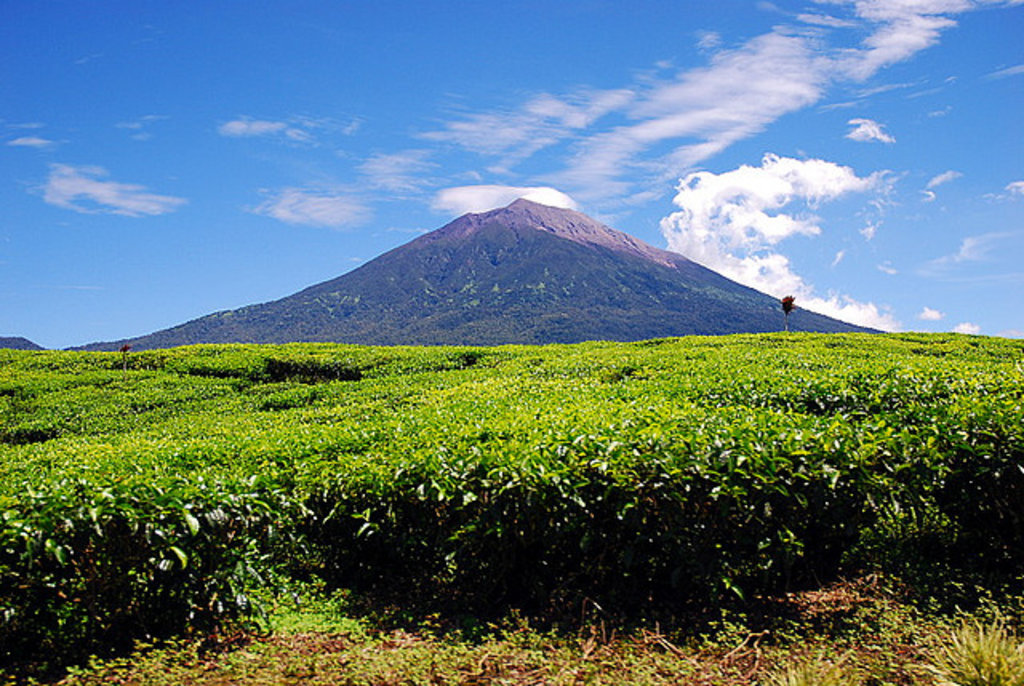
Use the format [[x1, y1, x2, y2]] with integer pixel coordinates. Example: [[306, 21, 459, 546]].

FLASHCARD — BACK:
[[926, 619, 1024, 686], [33, 576, 1022, 685]]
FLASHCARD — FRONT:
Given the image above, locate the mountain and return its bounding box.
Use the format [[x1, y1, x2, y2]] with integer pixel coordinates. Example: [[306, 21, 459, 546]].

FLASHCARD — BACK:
[[0, 337, 44, 351], [81, 199, 873, 350]]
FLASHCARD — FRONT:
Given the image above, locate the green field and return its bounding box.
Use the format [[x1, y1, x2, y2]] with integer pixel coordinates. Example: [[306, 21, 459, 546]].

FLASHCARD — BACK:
[[2, 334, 1022, 682]]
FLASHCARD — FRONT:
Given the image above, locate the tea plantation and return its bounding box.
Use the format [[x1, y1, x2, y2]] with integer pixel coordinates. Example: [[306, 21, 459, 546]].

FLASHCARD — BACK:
[[1, 333, 1022, 679]]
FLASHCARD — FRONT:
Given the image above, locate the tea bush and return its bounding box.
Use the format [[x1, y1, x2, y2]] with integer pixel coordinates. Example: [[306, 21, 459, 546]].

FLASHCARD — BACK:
[[0, 333, 1021, 675]]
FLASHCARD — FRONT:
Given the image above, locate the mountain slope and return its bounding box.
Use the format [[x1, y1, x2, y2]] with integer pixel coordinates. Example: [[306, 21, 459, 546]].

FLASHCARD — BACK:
[[1, 337, 44, 351], [82, 199, 873, 350]]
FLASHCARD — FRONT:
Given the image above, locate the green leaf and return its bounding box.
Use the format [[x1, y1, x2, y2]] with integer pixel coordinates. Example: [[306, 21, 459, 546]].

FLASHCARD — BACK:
[[169, 545, 189, 569], [183, 511, 200, 536]]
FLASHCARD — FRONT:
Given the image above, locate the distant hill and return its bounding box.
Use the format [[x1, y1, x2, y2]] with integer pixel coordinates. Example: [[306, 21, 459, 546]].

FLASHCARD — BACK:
[[0, 337, 43, 351], [82, 199, 874, 350]]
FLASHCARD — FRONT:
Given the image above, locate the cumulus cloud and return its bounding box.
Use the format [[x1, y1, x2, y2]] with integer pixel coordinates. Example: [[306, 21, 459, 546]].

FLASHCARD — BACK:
[[251, 188, 369, 229], [660, 153, 897, 330], [918, 307, 945, 321], [432, 185, 579, 216], [953, 322, 981, 335], [41, 164, 186, 216], [927, 170, 962, 188], [846, 118, 895, 143], [7, 136, 55, 148]]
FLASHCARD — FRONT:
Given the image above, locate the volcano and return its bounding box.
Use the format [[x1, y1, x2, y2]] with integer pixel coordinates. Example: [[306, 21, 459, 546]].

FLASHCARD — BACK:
[[82, 199, 873, 350]]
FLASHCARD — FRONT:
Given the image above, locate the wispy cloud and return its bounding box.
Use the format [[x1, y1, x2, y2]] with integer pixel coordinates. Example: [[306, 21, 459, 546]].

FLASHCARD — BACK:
[[797, 12, 857, 28], [1006, 180, 1024, 196], [877, 262, 898, 275], [986, 63, 1024, 79], [659, 153, 897, 330], [250, 187, 369, 229], [218, 118, 289, 137], [116, 115, 168, 141], [359, 150, 435, 193], [41, 164, 186, 216], [423, 89, 633, 174], [424, 0, 986, 207], [432, 186, 578, 216], [926, 170, 962, 188], [7, 136, 56, 148], [846, 118, 896, 143], [922, 231, 1013, 275], [218, 115, 350, 144]]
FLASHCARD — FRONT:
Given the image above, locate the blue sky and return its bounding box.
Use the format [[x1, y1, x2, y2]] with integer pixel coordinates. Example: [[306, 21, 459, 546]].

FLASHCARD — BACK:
[[2, 1, 1022, 349]]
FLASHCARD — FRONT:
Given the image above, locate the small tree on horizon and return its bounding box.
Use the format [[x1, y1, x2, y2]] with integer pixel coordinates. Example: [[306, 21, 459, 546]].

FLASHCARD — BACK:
[[781, 295, 796, 332], [120, 344, 131, 380]]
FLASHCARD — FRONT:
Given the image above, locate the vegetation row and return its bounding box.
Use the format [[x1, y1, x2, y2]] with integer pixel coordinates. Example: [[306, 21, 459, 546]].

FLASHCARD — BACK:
[[0, 333, 1021, 677]]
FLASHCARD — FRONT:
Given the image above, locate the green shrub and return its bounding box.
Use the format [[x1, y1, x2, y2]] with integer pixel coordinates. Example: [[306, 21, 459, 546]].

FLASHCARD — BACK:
[[0, 476, 302, 674]]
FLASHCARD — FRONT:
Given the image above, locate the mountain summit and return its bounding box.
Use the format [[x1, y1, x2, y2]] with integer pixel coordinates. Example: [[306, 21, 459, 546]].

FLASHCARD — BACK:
[[83, 199, 872, 350]]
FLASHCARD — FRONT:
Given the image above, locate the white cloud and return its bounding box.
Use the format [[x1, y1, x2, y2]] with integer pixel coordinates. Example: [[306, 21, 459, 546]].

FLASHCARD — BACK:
[[218, 116, 338, 143], [800, 294, 899, 331], [432, 185, 578, 216], [986, 63, 1024, 79], [798, 13, 858, 27], [834, 0, 965, 81], [1007, 180, 1024, 196], [926, 170, 962, 188], [918, 306, 945, 320], [116, 115, 168, 140], [559, 31, 831, 201], [877, 262, 898, 275], [953, 322, 981, 335], [7, 136, 55, 148], [218, 118, 288, 137], [41, 164, 186, 217], [920, 190, 937, 202], [860, 221, 880, 239], [831, 250, 846, 267], [422, 0, 997, 207], [359, 150, 434, 193], [251, 188, 369, 228], [925, 232, 1011, 272], [846, 118, 895, 143], [695, 30, 722, 51], [660, 153, 897, 330]]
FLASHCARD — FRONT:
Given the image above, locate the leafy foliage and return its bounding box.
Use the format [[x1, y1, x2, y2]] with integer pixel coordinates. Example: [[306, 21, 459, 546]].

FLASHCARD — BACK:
[[0, 333, 1021, 676]]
